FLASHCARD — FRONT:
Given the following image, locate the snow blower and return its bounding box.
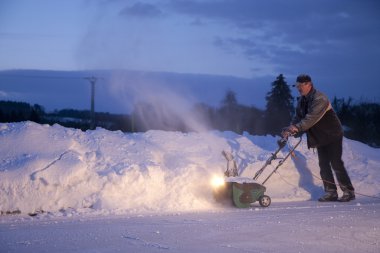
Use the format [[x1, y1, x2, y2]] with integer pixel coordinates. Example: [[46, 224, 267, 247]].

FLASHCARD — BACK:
[[212, 135, 302, 208]]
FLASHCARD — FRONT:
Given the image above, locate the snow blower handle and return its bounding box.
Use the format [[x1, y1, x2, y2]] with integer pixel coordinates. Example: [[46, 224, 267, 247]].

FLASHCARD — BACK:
[[277, 137, 288, 149], [278, 127, 294, 148]]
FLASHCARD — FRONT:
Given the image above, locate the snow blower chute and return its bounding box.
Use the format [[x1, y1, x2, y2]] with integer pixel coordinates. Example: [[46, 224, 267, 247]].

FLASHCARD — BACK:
[[212, 135, 302, 208]]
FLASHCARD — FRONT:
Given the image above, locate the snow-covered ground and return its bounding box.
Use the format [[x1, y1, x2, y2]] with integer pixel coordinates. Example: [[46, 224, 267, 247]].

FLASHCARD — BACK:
[[1, 121, 379, 252]]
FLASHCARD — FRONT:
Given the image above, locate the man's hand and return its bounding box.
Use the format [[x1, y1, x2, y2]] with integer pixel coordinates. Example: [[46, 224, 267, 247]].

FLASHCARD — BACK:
[[281, 125, 299, 138]]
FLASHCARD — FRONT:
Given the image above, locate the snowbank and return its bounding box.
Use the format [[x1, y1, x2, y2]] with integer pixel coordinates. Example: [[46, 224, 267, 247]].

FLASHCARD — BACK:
[[1, 121, 379, 215]]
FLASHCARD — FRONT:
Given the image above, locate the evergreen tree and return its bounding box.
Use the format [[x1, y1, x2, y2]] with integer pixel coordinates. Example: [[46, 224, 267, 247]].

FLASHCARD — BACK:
[[218, 89, 241, 132], [265, 74, 294, 135], [221, 89, 238, 108]]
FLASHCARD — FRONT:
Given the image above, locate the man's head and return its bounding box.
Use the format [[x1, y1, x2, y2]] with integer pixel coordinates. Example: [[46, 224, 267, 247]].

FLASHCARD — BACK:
[[294, 74, 313, 96]]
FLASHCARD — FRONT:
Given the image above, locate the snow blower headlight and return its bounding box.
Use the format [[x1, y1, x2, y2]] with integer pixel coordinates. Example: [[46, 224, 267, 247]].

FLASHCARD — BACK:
[[211, 175, 225, 189]]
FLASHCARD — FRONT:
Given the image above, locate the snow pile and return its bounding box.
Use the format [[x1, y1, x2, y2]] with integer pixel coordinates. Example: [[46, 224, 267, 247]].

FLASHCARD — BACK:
[[1, 121, 379, 215]]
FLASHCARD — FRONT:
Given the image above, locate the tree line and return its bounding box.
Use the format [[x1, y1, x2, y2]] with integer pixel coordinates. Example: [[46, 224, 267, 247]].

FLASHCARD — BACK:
[[1, 74, 379, 147]]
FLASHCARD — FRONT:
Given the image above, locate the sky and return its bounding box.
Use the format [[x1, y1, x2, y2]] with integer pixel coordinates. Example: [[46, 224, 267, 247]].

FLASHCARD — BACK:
[[0, 0, 380, 110]]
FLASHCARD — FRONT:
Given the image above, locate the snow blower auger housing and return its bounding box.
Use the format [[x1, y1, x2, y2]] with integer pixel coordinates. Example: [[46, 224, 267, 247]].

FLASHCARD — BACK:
[[212, 136, 302, 208]]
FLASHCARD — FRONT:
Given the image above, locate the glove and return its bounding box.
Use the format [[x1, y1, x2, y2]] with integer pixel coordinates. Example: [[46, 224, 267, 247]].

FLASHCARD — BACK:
[[281, 125, 299, 138]]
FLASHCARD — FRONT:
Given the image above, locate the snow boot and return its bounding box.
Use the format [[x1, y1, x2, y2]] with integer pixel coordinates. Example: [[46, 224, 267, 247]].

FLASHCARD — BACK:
[[339, 191, 355, 202], [318, 191, 338, 202]]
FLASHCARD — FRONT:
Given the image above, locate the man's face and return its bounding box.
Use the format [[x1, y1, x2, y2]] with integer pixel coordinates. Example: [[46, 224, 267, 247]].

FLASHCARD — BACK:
[[296, 82, 312, 96]]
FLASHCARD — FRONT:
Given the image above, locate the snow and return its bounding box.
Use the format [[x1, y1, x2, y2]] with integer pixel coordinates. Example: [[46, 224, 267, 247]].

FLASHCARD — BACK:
[[1, 121, 379, 252]]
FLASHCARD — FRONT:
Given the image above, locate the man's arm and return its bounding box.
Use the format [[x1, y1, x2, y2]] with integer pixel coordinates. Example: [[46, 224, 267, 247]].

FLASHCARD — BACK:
[[295, 94, 330, 132]]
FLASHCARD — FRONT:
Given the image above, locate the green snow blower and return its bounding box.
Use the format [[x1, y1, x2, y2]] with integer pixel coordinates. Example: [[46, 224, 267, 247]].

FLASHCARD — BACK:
[[212, 136, 302, 208]]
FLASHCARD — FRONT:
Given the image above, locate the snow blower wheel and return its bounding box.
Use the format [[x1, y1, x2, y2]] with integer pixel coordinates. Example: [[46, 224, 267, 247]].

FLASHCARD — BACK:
[[259, 195, 271, 207]]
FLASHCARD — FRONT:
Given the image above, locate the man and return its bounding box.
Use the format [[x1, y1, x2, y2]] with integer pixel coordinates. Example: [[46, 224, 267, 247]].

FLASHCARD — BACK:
[[282, 74, 355, 202]]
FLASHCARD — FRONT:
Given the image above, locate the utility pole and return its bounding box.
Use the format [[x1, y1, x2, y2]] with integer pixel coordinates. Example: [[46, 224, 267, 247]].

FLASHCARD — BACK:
[[84, 76, 97, 130]]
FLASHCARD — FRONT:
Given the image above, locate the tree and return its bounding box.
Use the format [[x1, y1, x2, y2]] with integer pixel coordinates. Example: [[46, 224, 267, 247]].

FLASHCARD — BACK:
[[217, 89, 242, 132], [221, 89, 238, 108], [333, 97, 380, 147], [264, 74, 294, 135], [332, 96, 353, 124]]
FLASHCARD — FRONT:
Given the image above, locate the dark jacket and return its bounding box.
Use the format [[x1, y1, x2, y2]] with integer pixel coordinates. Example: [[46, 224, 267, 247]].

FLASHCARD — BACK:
[[292, 88, 343, 148]]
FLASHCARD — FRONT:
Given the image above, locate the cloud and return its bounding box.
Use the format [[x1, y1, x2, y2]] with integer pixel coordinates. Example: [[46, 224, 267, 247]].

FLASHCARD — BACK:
[[78, 0, 379, 98], [168, 0, 380, 71], [165, 0, 380, 100], [119, 2, 164, 18], [0, 90, 8, 97]]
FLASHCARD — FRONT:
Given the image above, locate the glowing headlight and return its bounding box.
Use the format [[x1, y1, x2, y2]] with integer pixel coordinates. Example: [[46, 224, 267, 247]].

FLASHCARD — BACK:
[[211, 176, 225, 188]]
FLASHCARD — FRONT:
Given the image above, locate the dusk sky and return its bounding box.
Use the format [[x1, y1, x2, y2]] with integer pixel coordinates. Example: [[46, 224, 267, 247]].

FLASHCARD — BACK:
[[0, 0, 379, 111]]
